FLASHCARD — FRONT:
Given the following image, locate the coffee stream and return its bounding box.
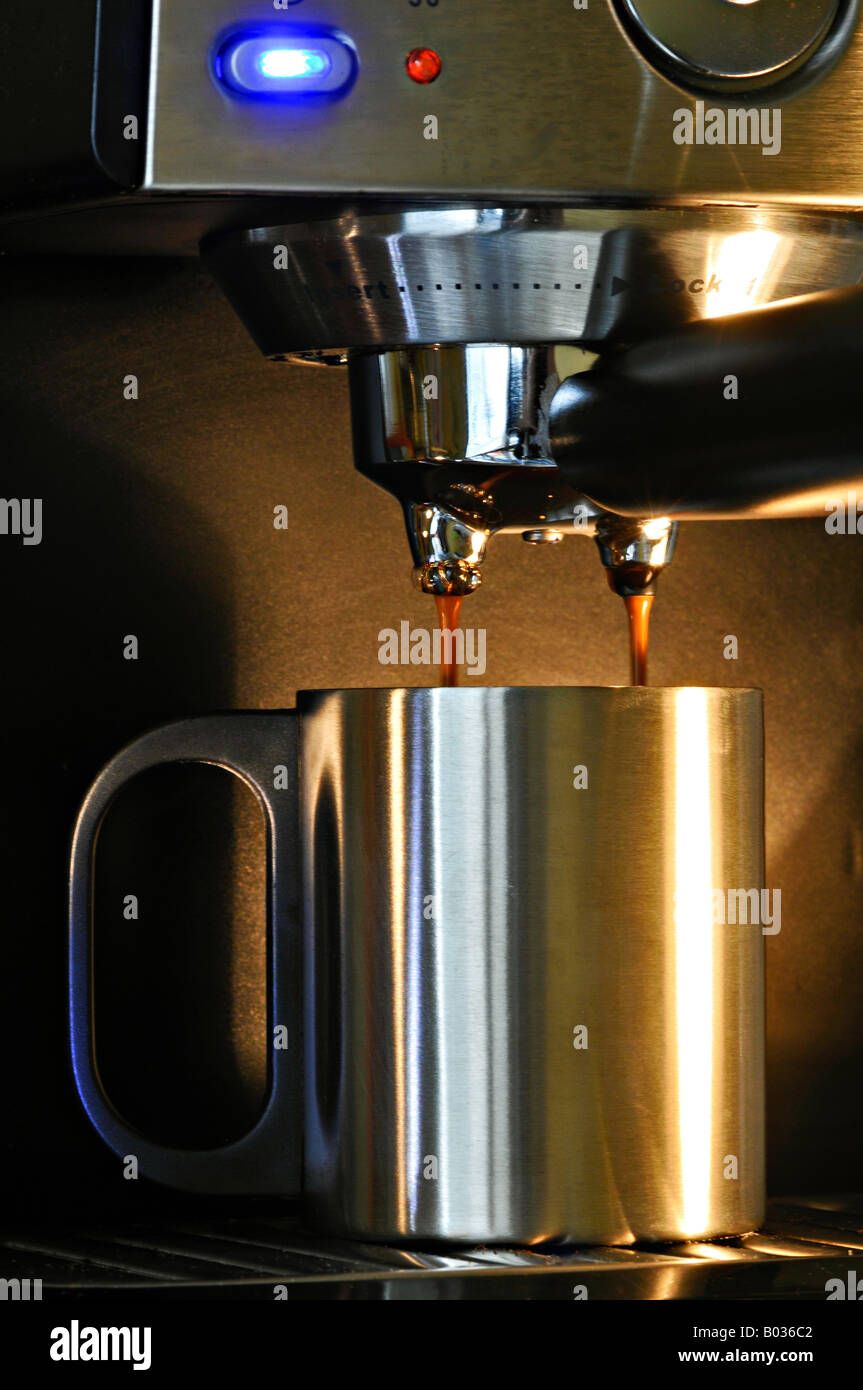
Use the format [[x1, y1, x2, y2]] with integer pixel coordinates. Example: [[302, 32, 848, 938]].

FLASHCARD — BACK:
[[432, 587, 652, 687], [434, 595, 464, 687], [625, 593, 653, 687]]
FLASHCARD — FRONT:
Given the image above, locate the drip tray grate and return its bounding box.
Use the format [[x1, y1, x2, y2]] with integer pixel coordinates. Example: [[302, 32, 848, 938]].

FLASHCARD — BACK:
[[2, 1198, 862, 1300]]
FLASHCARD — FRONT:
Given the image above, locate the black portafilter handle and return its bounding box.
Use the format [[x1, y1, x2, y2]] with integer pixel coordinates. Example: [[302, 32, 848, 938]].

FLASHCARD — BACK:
[[549, 284, 863, 520]]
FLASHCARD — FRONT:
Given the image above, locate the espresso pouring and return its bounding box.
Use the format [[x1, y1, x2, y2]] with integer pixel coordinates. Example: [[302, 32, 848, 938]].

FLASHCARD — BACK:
[[430, 587, 655, 687]]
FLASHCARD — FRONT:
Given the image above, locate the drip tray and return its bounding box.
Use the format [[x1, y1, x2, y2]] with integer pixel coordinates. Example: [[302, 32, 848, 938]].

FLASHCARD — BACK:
[[2, 1198, 862, 1300]]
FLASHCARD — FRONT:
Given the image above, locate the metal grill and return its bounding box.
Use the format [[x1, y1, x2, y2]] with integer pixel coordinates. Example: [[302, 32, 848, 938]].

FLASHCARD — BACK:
[[2, 1197, 862, 1299]]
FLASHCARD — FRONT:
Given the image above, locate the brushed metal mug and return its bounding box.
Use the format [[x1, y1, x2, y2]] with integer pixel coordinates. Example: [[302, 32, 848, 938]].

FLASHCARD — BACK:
[[70, 687, 765, 1245]]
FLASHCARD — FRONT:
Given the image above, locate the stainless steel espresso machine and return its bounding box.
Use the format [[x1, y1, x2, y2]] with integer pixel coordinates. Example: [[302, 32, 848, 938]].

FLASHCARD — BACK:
[[3, 0, 863, 1299]]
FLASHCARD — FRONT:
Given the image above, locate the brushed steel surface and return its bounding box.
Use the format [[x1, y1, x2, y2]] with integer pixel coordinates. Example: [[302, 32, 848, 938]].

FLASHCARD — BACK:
[[202, 207, 863, 356], [363, 346, 567, 468], [299, 686, 765, 1245], [145, 0, 863, 203]]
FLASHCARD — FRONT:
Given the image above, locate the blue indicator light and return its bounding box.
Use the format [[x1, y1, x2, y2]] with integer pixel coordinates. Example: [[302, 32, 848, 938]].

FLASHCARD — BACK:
[[215, 28, 357, 100], [259, 48, 331, 80]]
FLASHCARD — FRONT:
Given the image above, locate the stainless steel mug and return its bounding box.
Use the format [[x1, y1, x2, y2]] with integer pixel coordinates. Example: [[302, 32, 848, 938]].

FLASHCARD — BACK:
[[70, 687, 765, 1245]]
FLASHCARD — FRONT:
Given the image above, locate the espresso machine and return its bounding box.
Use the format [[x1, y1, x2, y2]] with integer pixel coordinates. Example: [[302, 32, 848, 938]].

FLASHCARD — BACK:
[[2, 0, 863, 1299]]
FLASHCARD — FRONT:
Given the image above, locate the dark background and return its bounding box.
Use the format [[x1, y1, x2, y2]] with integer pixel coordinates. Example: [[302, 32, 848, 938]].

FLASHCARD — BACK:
[[1, 252, 861, 1216]]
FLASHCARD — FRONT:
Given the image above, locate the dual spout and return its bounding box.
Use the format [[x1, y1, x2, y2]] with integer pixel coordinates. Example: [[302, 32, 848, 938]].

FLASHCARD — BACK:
[[349, 344, 679, 601]]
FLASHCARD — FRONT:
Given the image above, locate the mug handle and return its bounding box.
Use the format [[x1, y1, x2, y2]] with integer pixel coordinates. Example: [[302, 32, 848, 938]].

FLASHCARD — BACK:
[[69, 714, 301, 1194]]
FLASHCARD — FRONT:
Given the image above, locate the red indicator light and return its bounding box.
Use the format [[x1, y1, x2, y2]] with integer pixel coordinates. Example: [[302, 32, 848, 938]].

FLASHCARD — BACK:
[[406, 48, 442, 84]]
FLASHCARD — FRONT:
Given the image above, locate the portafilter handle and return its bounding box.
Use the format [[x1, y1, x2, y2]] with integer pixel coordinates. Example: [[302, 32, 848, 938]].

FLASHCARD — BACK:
[[549, 284, 863, 520]]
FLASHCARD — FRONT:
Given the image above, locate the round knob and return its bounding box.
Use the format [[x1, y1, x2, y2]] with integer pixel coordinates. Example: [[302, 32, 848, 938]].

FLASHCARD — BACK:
[[618, 0, 840, 89]]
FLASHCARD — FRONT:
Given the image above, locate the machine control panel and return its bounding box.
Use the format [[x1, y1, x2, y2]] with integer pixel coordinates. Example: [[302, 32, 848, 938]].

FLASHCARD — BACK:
[[141, 0, 863, 204]]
